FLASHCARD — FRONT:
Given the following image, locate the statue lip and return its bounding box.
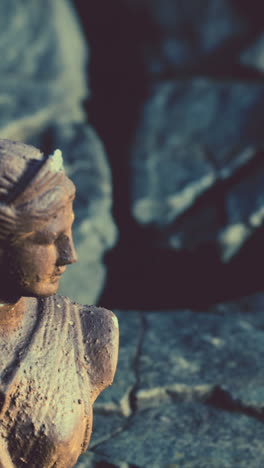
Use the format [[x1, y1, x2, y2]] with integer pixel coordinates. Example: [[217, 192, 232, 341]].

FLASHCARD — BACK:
[[53, 267, 67, 277], [50, 268, 66, 284]]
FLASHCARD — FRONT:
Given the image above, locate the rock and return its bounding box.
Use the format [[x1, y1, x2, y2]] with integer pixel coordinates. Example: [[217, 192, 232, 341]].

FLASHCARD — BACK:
[[0, 0, 87, 140], [92, 402, 264, 468], [136, 301, 264, 409], [240, 33, 264, 72], [75, 453, 96, 468], [122, 0, 248, 74], [131, 79, 264, 260], [217, 157, 264, 260], [89, 412, 126, 450], [73, 293, 264, 467]]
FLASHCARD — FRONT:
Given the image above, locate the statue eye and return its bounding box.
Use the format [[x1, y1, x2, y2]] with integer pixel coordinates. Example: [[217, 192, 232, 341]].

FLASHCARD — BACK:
[[33, 232, 57, 245]]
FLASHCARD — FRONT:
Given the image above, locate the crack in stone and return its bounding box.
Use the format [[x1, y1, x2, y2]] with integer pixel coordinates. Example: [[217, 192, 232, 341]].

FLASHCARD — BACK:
[[89, 425, 126, 451], [128, 312, 148, 414], [136, 383, 264, 424], [94, 388, 133, 417], [137, 383, 213, 407], [205, 385, 264, 422], [90, 383, 264, 465]]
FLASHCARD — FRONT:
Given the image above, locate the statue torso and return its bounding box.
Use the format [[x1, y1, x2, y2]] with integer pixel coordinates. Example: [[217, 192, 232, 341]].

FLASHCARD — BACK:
[[0, 295, 118, 468]]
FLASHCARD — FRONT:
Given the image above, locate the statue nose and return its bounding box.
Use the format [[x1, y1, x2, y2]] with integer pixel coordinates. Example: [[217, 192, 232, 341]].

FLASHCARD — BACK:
[[57, 235, 78, 266]]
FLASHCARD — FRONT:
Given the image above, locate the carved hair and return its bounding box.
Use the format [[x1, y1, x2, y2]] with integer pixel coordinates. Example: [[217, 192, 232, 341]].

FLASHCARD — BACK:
[[0, 139, 75, 241]]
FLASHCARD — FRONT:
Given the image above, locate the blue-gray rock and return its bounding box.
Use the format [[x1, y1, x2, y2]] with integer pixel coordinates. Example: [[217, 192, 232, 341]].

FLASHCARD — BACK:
[[91, 402, 264, 468], [74, 294, 264, 467], [0, 0, 87, 139], [122, 0, 247, 74], [136, 297, 264, 410], [240, 33, 264, 72], [166, 153, 264, 261], [131, 79, 264, 260]]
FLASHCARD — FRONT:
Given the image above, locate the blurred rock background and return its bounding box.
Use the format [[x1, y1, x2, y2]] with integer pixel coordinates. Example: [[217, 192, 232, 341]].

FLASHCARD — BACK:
[[72, 0, 264, 309], [2, 0, 264, 308]]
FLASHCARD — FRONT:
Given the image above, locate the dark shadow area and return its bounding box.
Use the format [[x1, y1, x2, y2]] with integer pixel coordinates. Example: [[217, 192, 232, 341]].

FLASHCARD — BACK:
[[232, 0, 264, 30], [101, 231, 264, 310], [206, 385, 264, 422], [73, 0, 264, 310]]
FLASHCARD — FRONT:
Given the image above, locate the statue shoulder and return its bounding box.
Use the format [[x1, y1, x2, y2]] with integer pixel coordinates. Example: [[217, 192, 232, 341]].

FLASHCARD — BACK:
[[78, 305, 119, 402]]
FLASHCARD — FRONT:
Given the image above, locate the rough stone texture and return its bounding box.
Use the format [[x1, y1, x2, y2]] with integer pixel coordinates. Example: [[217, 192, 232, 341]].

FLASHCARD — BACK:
[[131, 79, 264, 260], [90, 403, 264, 468], [0, 0, 117, 304], [136, 306, 264, 409], [122, 0, 248, 74], [166, 152, 264, 261], [0, 0, 87, 139], [240, 33, 264, 71], [73, 293, 264, 467]]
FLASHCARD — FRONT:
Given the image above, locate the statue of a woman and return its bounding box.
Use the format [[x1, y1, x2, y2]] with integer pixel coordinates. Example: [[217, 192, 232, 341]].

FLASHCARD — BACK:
[[0, 139, 119, 468]]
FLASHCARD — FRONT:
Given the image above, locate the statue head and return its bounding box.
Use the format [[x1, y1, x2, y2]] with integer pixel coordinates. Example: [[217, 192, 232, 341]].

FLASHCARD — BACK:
[[0, 139, 77, 301]]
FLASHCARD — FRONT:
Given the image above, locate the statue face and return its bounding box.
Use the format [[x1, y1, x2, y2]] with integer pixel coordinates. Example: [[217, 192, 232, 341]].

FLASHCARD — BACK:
[[0, 201, 77, 299]]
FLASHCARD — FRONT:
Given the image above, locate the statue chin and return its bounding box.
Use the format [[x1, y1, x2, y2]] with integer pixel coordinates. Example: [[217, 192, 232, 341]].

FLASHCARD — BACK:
[[19, 280, 61, 298], [0, 277, 61, 302]]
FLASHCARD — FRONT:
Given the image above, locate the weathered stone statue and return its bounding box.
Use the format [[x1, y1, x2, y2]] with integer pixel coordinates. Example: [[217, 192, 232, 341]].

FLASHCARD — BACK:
[[0, 139, 119, 468]]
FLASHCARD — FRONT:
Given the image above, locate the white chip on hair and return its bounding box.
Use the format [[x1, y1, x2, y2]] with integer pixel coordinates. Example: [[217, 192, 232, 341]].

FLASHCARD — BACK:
[[49, 149, 64, 173]]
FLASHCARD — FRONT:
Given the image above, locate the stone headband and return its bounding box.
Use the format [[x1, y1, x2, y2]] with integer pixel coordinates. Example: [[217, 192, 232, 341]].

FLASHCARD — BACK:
[[0, 147, 75, 241], [5, 149, 64, 205]]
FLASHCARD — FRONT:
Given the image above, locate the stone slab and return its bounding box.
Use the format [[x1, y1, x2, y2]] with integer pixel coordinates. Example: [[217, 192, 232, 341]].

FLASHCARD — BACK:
[[93, 402, 264, 468], [74, 294, 264, 467], [136, 298, 264, 410]]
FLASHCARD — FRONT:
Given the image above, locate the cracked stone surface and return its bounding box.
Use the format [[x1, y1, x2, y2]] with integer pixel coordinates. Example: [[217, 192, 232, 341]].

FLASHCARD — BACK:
[[89, 403, 264, 468], [131, 79, 264, 260], [75, 293, 264, 467], [136, 305, 264, 409]]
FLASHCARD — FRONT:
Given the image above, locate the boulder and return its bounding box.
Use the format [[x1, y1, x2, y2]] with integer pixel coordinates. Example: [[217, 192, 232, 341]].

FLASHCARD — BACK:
[[240, 33, 264, 72], [0, 0, 87, 139], [122, 0, 248, 74], [131, 78, 264, 260]]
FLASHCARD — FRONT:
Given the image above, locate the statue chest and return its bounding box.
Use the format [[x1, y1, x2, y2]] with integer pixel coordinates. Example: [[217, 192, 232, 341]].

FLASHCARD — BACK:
[[0, 344, 92, 468]]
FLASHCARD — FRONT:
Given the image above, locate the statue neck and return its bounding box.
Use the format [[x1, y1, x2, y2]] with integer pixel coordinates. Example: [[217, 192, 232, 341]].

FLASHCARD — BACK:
[[0, 297, 26, 333]]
